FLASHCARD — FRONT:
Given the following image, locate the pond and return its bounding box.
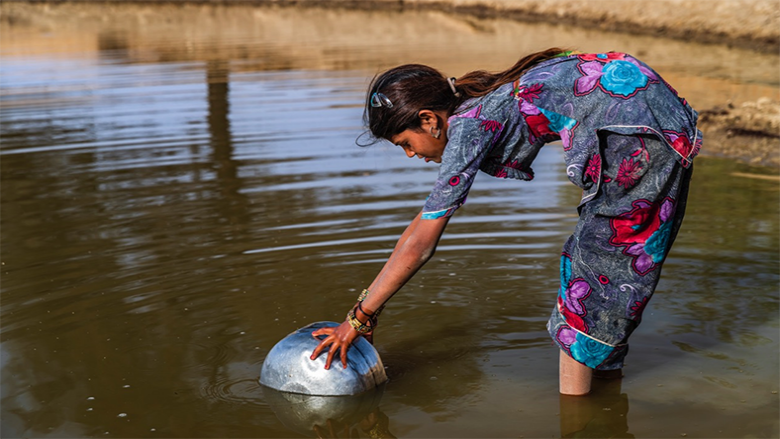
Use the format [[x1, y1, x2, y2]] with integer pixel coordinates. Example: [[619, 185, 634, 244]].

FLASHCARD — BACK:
[[1, 3, 778, 438]]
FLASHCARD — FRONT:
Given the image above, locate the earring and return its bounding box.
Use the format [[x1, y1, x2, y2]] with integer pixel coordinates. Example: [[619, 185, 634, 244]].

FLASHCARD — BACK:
[[430, 126, 441, 139]]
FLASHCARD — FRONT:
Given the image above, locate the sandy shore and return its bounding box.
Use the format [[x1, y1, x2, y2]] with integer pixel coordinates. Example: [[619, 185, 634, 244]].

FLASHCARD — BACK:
[[22, 0, 779, 53], [698, 98, 780, 168], [4, 0, 779, 168]]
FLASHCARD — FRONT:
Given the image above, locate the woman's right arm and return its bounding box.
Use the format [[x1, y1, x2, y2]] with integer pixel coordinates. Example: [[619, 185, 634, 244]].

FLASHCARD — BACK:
[[367, 210, 424, 292], [310, 210, 450, 369]]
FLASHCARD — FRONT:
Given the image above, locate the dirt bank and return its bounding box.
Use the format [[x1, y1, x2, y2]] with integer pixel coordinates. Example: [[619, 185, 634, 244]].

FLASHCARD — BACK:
[[377, 0, 780, 54], [4, 0, 779, 168], [698, 98, 780, 168], [13, 0, 779, 53]]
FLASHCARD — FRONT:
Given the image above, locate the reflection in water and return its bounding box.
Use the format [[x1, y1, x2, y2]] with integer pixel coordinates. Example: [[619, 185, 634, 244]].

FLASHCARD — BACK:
[[0, 3, 778, 438], [207, 59, 252, 226], [262, 386, 394, 438], [560, 380, 633, 438]]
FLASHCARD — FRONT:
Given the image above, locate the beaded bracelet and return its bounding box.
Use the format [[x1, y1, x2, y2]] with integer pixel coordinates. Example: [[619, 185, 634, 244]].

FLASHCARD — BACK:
[[347, 307, 373, 334], [345, 288, 385, 334]]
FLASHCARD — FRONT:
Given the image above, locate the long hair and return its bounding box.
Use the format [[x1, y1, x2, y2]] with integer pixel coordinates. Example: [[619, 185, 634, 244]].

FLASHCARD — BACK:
[[360, 47, 567, 145]]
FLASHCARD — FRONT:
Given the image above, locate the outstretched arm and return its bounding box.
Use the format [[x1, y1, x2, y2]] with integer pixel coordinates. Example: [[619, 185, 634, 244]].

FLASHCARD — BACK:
[[310, 210, 450, 369], [365, 210, 449, 311]]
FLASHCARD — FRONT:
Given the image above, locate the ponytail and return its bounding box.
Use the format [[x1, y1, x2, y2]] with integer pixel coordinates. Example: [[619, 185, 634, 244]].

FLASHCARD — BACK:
[[360, 48, 569, 145], [455, 47, 568, 98]]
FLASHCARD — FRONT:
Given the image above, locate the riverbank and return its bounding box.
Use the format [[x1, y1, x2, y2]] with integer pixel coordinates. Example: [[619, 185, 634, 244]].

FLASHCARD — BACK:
[[7, 0, 780, 53], [3, 0, 779, 168], [698, 98, 780, 168]]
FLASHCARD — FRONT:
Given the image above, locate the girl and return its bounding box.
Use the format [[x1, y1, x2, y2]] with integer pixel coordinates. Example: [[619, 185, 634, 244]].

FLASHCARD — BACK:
[[310, 48, 701, 396]]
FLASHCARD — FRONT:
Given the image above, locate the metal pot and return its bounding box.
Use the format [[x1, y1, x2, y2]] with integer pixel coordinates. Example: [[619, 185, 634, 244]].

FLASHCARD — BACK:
[[259, 321, 388, 396]]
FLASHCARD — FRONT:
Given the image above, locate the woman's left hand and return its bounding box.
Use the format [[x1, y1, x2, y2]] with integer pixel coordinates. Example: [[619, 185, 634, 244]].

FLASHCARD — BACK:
[[310, 321, 360, 370]]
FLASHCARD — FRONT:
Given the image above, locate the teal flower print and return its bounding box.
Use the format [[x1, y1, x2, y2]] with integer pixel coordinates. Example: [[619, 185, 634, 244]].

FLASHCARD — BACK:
[[570, 333, 612, 368], [538, 107, 577, 133], [559, 253, 572, 295], [644, 220, 673, 263], [600, 60, 648, 97]]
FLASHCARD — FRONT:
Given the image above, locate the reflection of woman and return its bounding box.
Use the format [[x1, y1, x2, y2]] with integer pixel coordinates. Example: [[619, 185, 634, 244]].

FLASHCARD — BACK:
[[560, 380, 634, 438], [310, 48, 701, 396]]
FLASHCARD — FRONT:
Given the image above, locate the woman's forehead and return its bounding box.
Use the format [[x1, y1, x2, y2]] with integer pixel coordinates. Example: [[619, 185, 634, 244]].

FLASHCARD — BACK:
[[389, 130, 410, 145]]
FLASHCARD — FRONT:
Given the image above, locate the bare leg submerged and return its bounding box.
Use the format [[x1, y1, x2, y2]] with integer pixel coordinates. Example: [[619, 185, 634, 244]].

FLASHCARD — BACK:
[[559, 351, 624, 395], [559, 351, 593, 396]]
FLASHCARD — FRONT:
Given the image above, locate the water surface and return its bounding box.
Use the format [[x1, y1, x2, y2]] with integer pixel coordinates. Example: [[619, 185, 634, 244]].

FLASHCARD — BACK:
[[1, 3, 778, 438]]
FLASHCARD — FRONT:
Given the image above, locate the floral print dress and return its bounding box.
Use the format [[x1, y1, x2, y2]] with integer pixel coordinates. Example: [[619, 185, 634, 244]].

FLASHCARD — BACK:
[[421, 52, 701, 370]]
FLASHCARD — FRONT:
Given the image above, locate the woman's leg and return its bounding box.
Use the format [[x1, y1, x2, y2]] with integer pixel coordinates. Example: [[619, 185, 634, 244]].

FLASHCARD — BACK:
[[549, 133, 692, 394], [559, 350, 593, 396]]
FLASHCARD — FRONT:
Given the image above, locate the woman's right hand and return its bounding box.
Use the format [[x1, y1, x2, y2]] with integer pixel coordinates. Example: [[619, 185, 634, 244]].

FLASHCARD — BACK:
[[310, 321, 361, 370]]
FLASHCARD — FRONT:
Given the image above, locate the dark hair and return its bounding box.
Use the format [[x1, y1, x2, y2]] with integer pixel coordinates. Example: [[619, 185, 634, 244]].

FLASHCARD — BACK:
[[360, 47, 568, 145]]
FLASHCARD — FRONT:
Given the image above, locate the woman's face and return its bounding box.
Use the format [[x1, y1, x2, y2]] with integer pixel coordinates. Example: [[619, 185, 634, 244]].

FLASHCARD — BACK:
[[389, 109, 450, 164], [390, 128, 447, 163]]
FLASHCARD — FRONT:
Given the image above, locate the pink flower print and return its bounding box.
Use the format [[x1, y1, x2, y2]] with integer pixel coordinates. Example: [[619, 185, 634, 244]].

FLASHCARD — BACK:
[[624, 244, 655, 274], [494, 160, 532, 180], [558, 279, 591, 334], [585, 153, 601, 183], [564, 279, 591, 315], [616, 157, 643, 189], [611, 200, 662, 245], [480, 120, 502, 133], [524, 113, 553, 143], [503, 159, 524, 170], [663, 130, 696, 166], [512, 82, 543, 103], [575, 61, 603, 95], [628, 296, 649, 319], [659, 197, 674, 222], [693, 135, 702, 157], [556, 326, 578, 347], [455, 104, 482, 120], [672, 136, 693, 158], [480, 119, 504, 144], [610, 198, 676, 275], [560, 127, 573, 151], [578, 52, 626, 62], [519, 99, 541, 115]]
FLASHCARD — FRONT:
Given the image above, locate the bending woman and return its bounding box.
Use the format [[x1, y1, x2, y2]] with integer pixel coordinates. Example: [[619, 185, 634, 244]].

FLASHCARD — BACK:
[[310, 48, 701, 396]]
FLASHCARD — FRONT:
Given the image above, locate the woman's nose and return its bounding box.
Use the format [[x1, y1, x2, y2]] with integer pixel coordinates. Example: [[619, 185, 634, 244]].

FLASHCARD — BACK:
[[404, 148, 415, 158]]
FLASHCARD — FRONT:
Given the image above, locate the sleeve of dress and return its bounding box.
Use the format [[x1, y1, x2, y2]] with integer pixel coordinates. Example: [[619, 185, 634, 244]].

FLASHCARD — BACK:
[[421, 112, 502, 220]]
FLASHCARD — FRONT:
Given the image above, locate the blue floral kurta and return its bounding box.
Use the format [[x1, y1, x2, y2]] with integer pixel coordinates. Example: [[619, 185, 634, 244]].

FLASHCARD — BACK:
[[421, 52, 701, 369]]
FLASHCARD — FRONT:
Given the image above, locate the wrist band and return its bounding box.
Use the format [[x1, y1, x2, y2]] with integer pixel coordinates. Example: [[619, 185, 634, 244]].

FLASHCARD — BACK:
[[347, 307, 373, 334], [346, 288, 385, 335]]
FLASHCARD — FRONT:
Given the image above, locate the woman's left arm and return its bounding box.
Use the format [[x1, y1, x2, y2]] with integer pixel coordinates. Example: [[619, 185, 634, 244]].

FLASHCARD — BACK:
[[310, 212, 450, 369]]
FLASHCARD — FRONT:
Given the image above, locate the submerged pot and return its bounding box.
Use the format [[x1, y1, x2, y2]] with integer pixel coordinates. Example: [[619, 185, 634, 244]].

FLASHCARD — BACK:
[[259, 321, 387, 396]]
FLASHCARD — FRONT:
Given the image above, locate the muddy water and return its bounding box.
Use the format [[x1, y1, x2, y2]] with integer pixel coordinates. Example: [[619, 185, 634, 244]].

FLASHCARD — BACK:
[[1, 3, 778, 438]]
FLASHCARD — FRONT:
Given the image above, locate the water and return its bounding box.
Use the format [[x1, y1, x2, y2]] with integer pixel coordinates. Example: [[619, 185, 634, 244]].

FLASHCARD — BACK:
[[1, 3, 778, 438]]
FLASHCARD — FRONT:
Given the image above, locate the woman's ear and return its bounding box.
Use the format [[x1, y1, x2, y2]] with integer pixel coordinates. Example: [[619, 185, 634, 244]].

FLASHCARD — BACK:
[[417, 109, 439, 130]]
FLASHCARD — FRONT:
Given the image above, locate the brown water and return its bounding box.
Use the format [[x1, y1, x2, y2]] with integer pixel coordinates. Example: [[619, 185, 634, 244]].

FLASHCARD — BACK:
[[1, 3, 779, 438]]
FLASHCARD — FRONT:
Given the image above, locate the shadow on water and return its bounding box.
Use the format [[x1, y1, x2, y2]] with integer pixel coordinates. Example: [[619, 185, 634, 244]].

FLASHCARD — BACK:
[[1, 2, 778, 438]]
